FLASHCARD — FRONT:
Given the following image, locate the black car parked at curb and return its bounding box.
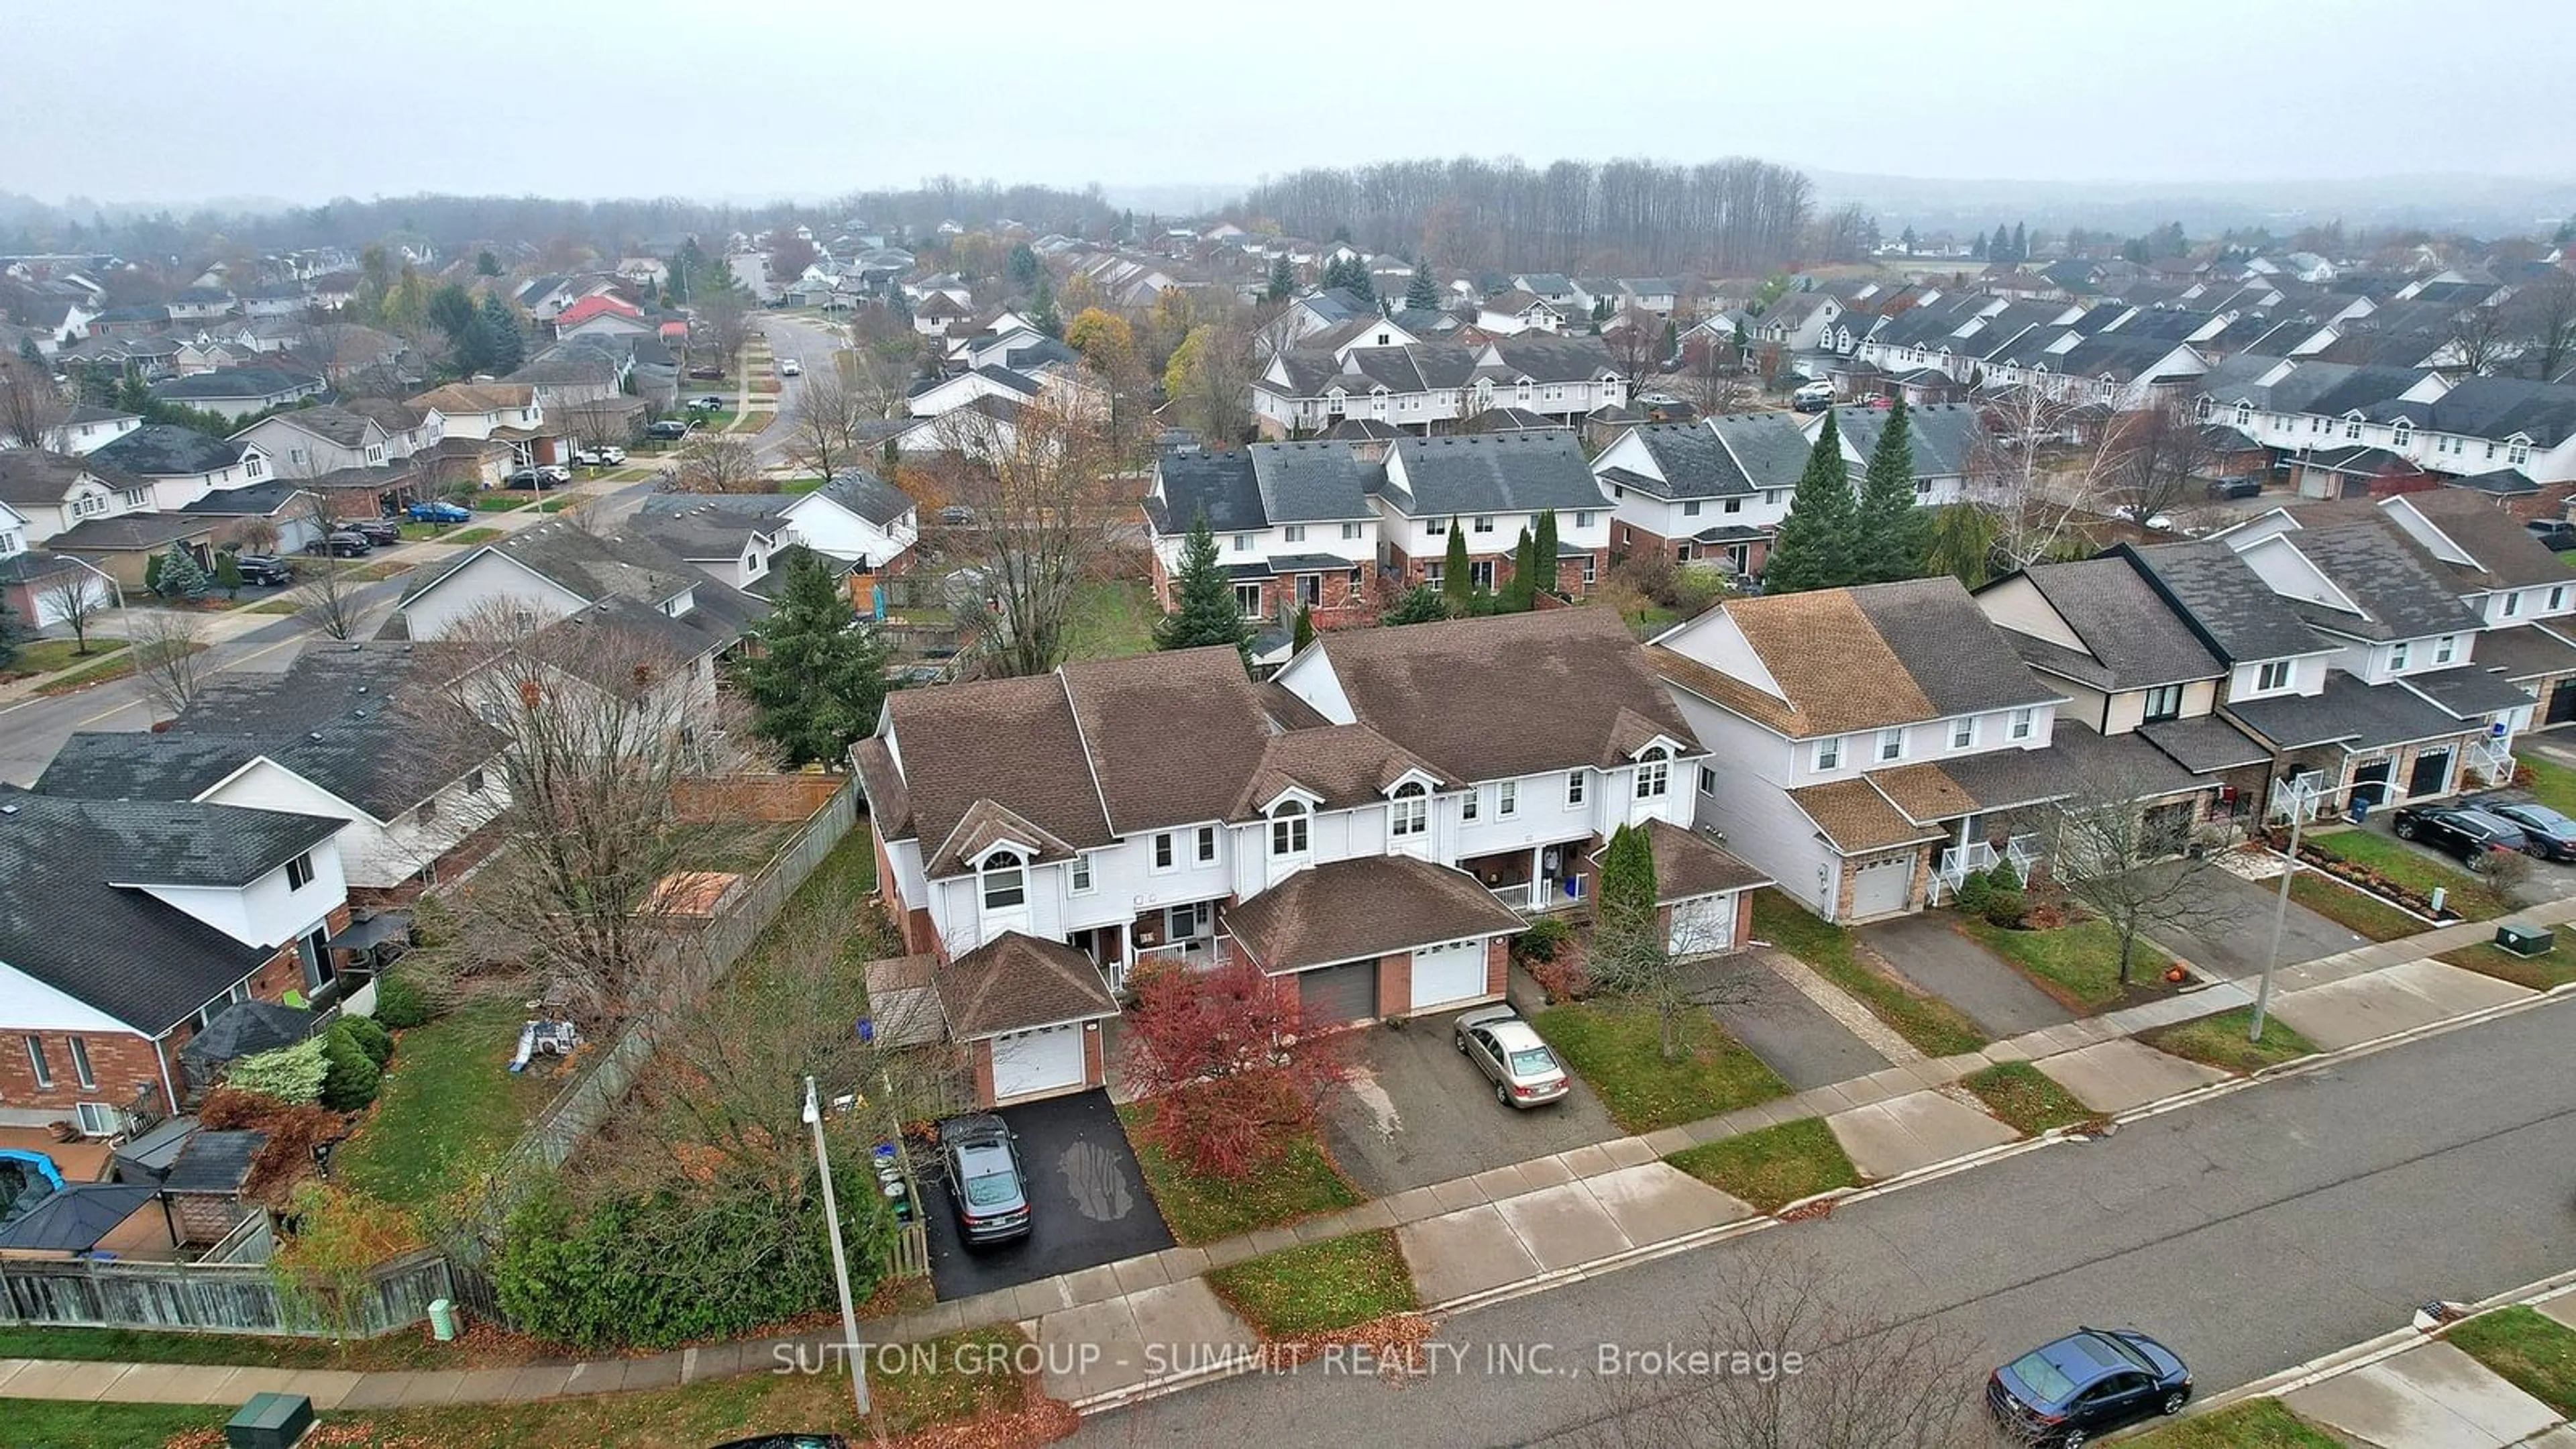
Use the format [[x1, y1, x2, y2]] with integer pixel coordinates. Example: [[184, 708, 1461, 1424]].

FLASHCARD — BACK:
[[2389, 803, 2530, 867], [2478, 800, 2576, 861]]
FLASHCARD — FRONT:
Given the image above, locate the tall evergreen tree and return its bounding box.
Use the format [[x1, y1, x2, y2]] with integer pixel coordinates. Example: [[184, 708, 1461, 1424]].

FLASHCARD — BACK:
[[1267, 255, 1294, 302], [1990, 225, 2012, 263], [1382, 584, 1450, 625], [1595, 822, 1659, 959], [1155, 511, 1254, 655], [1346, 261, 1375, 306], [1441, 520, 1470, 611], [1971, 232, 1990, 262], [1404, 261, 1439, 312], [1854, 396, 1926, 584], [156, 543, 209, 602], [1532, 509, 1560, 596], [1502, 528, 1538, 612], [1291, 604, 1315, 653], [1029, 278, 1061, 337], [476, 293, 524, 374], [0, 592, 19, 672], [742, 549, 892, 767], [2010, 221, 2028, 261], [1762, 412, 1857, 594]]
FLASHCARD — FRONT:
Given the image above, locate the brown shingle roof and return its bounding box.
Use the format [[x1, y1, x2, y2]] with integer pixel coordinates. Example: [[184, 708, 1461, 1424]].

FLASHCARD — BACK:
[[1611, 820, 1771, 902], [880, 674, 1112, 877], [1224, 855, 1523, 973], [1786, 779, 1947, 853], [1869, 763, 1979, 825], [1061, 647, 1273, 835], [408, 382, 536, 415], [1317, 608, 1700, 780], [1654, 591, 1933, 738], [934, 931, 1117, 1038], [1231, 724, 1440, 820]]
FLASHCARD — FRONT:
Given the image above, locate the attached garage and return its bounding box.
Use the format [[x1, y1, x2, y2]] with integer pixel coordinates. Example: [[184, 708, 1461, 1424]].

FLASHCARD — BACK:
[[1407, 939, 1488, 1012], [1298, 958, 1381, 1026], [1849, 853, 1915, 920], [989, 1024, 1087, 1101], [1668, 896, 1735, 954]]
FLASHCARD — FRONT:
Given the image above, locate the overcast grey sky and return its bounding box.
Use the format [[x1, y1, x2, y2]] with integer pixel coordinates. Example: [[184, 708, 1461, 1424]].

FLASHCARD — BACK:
[[10, 0, 2571, 207]]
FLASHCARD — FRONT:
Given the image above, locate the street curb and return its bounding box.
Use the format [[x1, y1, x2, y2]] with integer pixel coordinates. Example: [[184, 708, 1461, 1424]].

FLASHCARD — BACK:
[[2124, 1268, 2576, 1434]]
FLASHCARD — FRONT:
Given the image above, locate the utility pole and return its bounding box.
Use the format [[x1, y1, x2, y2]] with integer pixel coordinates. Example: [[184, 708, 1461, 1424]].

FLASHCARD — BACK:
[[803, 1075, 872, 1429], [2253, 776, 2347, 1042]]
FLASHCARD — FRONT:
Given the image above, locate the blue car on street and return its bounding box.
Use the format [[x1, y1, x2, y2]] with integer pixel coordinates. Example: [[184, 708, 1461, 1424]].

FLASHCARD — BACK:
[[407, 500, 472, 524], [1988, 1328, 2192, 1446]]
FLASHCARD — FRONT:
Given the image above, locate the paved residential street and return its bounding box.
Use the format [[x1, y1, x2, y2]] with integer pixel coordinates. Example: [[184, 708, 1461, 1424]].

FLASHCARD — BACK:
[[1079, 994, 2576, 1446]]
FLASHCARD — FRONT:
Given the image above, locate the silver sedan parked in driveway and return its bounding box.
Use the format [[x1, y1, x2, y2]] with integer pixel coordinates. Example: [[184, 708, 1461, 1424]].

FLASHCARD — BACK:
[[1454, 1005, 1571, 1108]]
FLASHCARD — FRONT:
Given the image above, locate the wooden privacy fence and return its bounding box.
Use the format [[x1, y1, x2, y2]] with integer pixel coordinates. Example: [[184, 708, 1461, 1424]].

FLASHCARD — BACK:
[[0, 1250, 455, 1337]]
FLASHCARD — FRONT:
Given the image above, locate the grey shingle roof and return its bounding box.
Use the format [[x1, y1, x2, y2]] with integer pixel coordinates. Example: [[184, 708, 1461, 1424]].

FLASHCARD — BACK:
[[2137, 714, 2272, 774], [2416, 375, 2576, 447], [2470, 623, 2576, 683], [0, 449, 149, 508], [1248, 441, 1377, 522], [46, 513, 219, 551], [1625, 424, 1750, 500], [2122, 541, 2330, 663], [402, 518, 696, 609], [1146, 449, 1263, 534], [2403, 665, 2536, 719], [0, 784, 347, 1032], [1706, 411, 1814, 490], [1384, 431, 1607, 517], [1224, 855, 1523, 972], [1848, 578, 2059, 718], [2223, 671, 2465, 751], [815, 468, 914, 527], [179, 482, 308, 517], [632, 493, 790, 559], [87, 424, 251, 477], [2269, 523, 2486, 641], [150, 366, 317, 401], [1829, 402, 1991, 478], [2014, 558, 2224, 688]]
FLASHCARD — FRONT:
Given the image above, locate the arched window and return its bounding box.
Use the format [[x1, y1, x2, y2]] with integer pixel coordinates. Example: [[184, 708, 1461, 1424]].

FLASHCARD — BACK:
[[1271, 800, 1310, 857], [2391, 421, 2413, 450], [1389, 782, 1428, 838], [981, 850, 1026, 911], [1634, 746, 1672, 800], [2234, 403, 2252, 427]]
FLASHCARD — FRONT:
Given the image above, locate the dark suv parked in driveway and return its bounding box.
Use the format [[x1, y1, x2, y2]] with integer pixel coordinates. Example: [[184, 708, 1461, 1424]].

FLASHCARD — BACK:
[[232, 553, 294, 586], [2390, 804, 2530, 867]]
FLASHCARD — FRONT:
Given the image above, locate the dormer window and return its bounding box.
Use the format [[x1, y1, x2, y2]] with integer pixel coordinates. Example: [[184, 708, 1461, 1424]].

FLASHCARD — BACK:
[[2141, 683, 2184, 722], [1634, 746, 1671, 798], [1389, 782, 1428, 837], [2344, 415, 2363, 441], [1270, 800, 1310, 857], [2233, 403, 2251, 427], [2510, 439, 2533, 467], [981, 850, 1026, 910], [2257, 660, 2292, 692], [2390, 421, 2412, 449]]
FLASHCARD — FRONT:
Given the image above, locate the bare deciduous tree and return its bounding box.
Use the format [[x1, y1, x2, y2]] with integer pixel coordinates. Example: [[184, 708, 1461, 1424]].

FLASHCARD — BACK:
[[842, 304, 926, 420], [36, 573, 112, 655], [2099, 398, 2216, 526], [922, 396, 1121, 678], [1952, 388, 2121, 579], [695, 287, 753, 371], [130, 611, 209, 718], [2508, 272, 2576, 381], [1165, 319, 1256, 443], [2442, 302, 2516, 375], [781, 365, 873, 481], [407, 605, 753, 1028], [0, 356, 70, 449], [291, 500, 366, 640], [1578, 1249, 2001, 1449], [668, 434, 765, 494], [1675, 332, 1754, 417], [2048, 755, 2234, 988]]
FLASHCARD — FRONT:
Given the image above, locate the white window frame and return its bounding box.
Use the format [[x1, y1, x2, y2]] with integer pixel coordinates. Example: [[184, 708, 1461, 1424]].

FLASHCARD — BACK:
[[1389, 782, 1429, 837], [2141, 682, 2184, 720], [285, 851, 315, 890], [68, 1036, 94, 1089], [1269, 801, 1310, 857], [1472, 515, 1495, 533], [1462, 788, 1479, 822], [1950, 717, 1974, 750], [981, 851, 1027, 911], [1069, 852, 1094, 894], [2388, 640, 2410, 671], [1152, 832, 1175, 872], [1232, 533, 1255, 552], [2504, 591, 2522, 618], [2257, 660, 2291, 692], [1195, 825, 1218, 864], [1497, 780, 1517, 817], [1566, 770, 1585, 806], [23, 1036, 52, 1091], [1815, 736, 1842, 771], [1876, 728, 1905, 763], [2008, 707, 2034, 741], [1283, 523, 1306, 543], [2434, 635, 2456, 665], [1635, 747, 1671, 799]]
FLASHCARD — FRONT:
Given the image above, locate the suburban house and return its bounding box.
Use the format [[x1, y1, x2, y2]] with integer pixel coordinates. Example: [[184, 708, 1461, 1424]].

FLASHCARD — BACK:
[[2350, 491, 2576, 727], [1593, 412, 1809, 577], [2194, 358, 2576, 488], [0, 404, 144, 457], [1373, 431, 1613, 594], [0, 449, 160, 547], [632, 470, 917, 594], [36, 644, 509, 902], [1142, 441, 1381, 630], [1252, 335, 1629, 439], [1475, 290, 1566, 335], [146, 366, 325, 421], [853, 608, 1762, 1104], [87, 425, 273, 513], [1654, 577, 2077, 922], [405, 383, 558, 468], [1806, 402, 1993, 506], [0, 545, 119, 630], [0, 784, 354, 1127], [1751, 292, 1843, 352]]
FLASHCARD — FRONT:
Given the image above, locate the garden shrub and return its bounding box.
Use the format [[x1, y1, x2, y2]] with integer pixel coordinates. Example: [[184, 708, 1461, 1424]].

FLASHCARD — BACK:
[[225, 1037, 328, 1104], [318, 1025, 382, 1111], [1953, 871, 1993, 914], [492, 1165, 894, 1350], [1983, 889, 2029, 929], [1512, 915, 1572, 964], [369, 969, 435, 1029], [337, 1014, 394, 1066]]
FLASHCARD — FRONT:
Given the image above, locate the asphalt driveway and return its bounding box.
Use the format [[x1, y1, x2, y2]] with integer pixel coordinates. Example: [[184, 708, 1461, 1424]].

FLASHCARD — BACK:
[[1689, 953, 1892, 1089], [2159, 867, 2370, 983], [921, 1089, 1173, 1302], [1862, 914, 2075, 1037], [1325, 1017, 1622, 1198]]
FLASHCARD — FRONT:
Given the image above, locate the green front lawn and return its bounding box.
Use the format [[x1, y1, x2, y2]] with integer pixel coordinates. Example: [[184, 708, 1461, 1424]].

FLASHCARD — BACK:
[[1960, 1061, 2097, 1135], [0, 1321, 532, 1373], [1751, 890, 1987, 1055], [1527, 1002, 1788, 1134], [2523, 755, 2576, 815], [2449, 1305, 2576, 1417], [335, 995, 561, 1208], [2124, 1397, 2343, 1448], [777, 476, 828, 494], [1959, 916, 2174, 1012], [2307, 826, 2511, 918], [439, 527, 505, 546], [0, 637, 125, 683], [1664, 1117, 1859, 1212], [470, 492, 536, 511], [35, 640, 205, 696], [1207, 1228, 1418, 1338], [1067, 577, 1158, 661], [0, 1399, 224, 1449], [2141, 1006, 2317, 1075], [1118, 1102, 1360, 1244], [2439, 938, 2576, 991], [2288, 870, 2426, 941]]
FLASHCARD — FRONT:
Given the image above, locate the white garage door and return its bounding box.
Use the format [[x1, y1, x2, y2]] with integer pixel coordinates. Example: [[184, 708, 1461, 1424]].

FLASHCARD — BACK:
[[1668, 895, 1734, 954], [1408, 938, 1488, 1012], [1850, 855, 1914, 920], [989, 1024, 1085, 1100]]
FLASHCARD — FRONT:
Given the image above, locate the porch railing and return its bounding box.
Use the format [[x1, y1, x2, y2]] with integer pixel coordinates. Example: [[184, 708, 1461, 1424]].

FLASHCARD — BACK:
[[1927, 837, 2041, 906]]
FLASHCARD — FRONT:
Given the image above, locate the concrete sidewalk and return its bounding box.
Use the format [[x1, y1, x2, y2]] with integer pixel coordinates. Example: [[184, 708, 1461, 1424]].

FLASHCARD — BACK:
[[3, 897, 2569, 1414]]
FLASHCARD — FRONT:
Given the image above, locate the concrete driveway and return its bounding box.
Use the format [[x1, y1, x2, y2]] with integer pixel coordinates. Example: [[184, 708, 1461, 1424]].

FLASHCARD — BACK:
[[922, 1090, 1173, 1302], [2159, 867, 2370, 983], [1861, 914, 2076, 1036], [1690, 953, 1895, 1089], [1324, 1018, 1623, 1198]]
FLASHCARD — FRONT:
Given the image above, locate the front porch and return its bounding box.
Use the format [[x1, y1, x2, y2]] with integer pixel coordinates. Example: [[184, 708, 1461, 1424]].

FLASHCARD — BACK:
[[1068, 896, 1236, 994], [1458, 837, 1595, 912], [1926, 829, 2043, 906]]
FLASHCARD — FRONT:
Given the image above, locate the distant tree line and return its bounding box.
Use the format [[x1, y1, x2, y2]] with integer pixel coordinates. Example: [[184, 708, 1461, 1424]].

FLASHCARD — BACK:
[[1238, 155, 1817, 275]]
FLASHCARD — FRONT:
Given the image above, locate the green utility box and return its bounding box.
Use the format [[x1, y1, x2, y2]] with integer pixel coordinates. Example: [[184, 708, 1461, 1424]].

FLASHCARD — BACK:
[[225, 1391, 314, 1448], [2494, 923, 2555, 957]]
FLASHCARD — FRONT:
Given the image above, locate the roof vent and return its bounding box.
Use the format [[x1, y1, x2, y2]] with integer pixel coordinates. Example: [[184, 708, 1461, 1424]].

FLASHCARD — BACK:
[[0, 804, 15, 816], [309, 731, 324, 741]]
